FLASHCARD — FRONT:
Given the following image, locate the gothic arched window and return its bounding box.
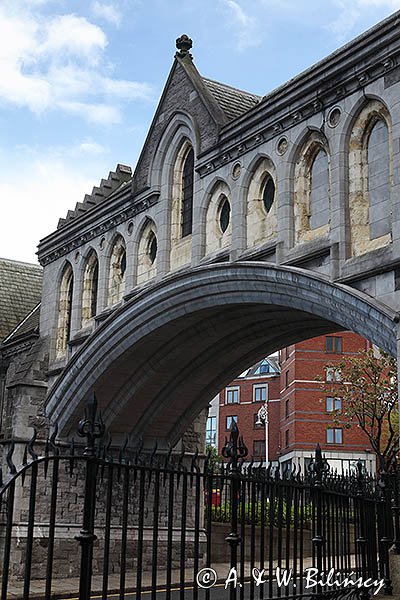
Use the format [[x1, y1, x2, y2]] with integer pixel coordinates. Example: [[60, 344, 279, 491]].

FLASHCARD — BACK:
[[309, 149, 329, 230], [56, 263, 74, 357], [137, 221, 158, 284], [82, 251, 99, 327], [108, 236, 126, 306], [367, 119, 390, 240], [181, 148, 194, 238], [348, 102, 392, 257]]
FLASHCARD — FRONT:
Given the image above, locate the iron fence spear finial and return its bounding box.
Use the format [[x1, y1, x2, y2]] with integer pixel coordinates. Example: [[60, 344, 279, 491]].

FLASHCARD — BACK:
[[221, 420, 248, 600], [77, 392, 105, 456], [221, 420, 248, 470]]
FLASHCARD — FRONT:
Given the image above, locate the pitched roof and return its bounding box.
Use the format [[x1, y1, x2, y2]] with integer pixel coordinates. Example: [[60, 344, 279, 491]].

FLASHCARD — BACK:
[[2, 303, 41, 346], [202, 77, 261, 121], [0, 258, 42, 342]]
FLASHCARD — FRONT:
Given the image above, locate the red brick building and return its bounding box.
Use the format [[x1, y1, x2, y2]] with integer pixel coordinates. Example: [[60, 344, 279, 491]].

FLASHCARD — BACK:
[[216, 358, 281, 464], [207, 332, 377, 474]]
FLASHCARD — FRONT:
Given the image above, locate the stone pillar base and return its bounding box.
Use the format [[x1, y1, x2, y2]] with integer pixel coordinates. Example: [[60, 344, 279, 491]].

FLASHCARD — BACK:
[[389, 548, 400, 595]]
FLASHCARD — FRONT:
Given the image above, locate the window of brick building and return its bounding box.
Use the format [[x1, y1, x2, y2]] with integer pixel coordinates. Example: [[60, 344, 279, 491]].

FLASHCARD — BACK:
[[285, 370, 290, 388], [253, 440, 264, 458], [326, 397, 342, 412], [226, 387, 240, 404], [285, 399, 290, 419], [206, 417, 217, 447], [285, 429, 289, 447], [253, 384, 267, 402], [254, 359, 271, 374], [326, 367, 341, 382], [326, 336, 342, 353], [226, 415, 237, 430], [327, 428, 343, 444]]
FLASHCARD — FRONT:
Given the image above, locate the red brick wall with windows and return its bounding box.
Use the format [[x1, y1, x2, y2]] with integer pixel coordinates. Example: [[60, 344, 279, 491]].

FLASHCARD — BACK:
[[214, 332, 374, 464], [279, 332, 371, 458], [218, 374, 281, 461]]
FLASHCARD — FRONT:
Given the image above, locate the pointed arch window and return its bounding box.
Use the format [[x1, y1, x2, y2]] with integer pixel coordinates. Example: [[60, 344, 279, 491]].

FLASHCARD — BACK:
[[309, 149, 329, 230], [56, 263, 74, 357], [367, 119, 390, 239], [137, 221, 158, 284], [108, 236, 126, 306], [181, 148, 194, 238], [82, 251, 99, 327]]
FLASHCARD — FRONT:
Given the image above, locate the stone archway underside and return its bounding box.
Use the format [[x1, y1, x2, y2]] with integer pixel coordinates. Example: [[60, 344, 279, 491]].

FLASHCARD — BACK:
[[46, 262, 397, 445]]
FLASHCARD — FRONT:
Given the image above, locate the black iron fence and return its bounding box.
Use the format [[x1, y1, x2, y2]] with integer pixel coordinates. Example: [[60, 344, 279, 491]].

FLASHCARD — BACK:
[[0, 395, 396, 600]]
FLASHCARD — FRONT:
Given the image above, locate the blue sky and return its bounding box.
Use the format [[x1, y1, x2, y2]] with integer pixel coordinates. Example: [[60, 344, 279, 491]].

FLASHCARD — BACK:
[[1, 0, 400, 264]]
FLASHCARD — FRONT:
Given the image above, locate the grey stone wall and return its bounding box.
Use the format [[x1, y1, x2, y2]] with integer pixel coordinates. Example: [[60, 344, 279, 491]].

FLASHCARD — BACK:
[[0, 453, 206, 581]]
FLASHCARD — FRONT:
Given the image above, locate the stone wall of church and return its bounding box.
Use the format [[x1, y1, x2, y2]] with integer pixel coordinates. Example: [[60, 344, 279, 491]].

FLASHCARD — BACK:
[[32, 16, 400, 448], [0, 452, 206, 584], [38, 67, 400, 384], [0, 338, 49, 448]]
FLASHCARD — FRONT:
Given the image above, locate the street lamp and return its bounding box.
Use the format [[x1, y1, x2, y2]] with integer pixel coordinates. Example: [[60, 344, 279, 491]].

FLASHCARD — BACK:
[[255, 401, 269, 466]]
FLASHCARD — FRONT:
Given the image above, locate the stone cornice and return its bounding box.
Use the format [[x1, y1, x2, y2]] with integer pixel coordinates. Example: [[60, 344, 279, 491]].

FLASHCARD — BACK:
[[36, 11, 400, 264], [221, 11, 400, 135], [1, 339, 36, 359], [38, 191, 159, 266], [197, 28, 400, 176]]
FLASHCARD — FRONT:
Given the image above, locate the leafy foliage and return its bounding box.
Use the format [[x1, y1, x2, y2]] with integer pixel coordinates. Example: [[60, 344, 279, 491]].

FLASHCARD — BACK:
[[206, 444, 222, 470], [323, 348, 398, 467], [207, 499, 313, 529]]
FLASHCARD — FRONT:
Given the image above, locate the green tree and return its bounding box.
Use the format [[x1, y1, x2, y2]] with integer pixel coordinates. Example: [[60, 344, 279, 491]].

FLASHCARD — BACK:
[[323, 348, 399, 467], [206, 444, 222, 470]]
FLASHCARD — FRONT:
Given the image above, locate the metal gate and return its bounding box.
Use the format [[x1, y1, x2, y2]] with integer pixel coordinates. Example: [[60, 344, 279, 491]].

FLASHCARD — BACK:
[[0, 394, 395, 600]]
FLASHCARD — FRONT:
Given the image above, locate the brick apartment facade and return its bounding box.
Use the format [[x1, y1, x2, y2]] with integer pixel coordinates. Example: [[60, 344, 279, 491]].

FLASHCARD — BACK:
[[207, 332, 377, 474]]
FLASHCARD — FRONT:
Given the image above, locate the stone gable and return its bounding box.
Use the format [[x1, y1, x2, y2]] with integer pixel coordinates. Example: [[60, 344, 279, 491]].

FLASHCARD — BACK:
[[132, 59, 221, 195]]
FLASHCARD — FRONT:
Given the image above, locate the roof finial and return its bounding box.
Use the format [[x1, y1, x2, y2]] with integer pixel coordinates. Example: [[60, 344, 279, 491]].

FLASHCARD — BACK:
[[176, 34, 193, 59]]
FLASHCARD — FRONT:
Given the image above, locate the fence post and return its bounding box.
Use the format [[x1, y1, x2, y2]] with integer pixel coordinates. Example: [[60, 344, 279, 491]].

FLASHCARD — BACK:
[[356, 460, 370, 600], [309, 444, 328, 600], [391, 463, 400, 554], [377, 461, 393, 596], [75, 393, 105, 600], [222, 421, 248, 600]]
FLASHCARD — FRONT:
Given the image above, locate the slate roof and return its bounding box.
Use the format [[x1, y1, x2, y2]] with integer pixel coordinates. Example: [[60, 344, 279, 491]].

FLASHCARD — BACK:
[[0, 258, 42, 342], [2, 303, 41, 346], [202, 77, 261, 121]]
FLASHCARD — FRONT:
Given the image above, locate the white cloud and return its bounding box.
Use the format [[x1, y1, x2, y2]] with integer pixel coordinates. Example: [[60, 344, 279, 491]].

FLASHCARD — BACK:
[[58, 100, 122, 124], [40, 14, 107, 64], [102, 77, 153, 100], [329, 0, 400, 41], [76, 140, 108, 156], [0, 4, 153, 121], [0, 160, 100, 262], [355, 0, 400, 7], [0, 143, 114, 262], [17, 139, 109, 158], [220, 0, 263, 51], [91, 1, 122, 28]]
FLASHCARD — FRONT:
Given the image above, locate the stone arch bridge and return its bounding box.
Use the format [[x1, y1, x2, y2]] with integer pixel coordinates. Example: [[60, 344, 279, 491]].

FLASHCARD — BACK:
[[28, 14, 400, 447], [46, 262, 398, 447]]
